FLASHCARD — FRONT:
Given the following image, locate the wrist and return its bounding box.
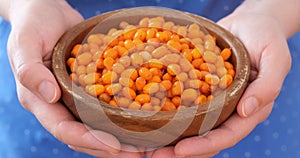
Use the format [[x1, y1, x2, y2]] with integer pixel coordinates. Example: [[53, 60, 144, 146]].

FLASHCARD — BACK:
[[233, 0, 300, 38]]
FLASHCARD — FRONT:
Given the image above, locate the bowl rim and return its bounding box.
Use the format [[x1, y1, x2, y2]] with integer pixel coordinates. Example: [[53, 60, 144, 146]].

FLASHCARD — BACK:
[[52, 7, 250, 120]]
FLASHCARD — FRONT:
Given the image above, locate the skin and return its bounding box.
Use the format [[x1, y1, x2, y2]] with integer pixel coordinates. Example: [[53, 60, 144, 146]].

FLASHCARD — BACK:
[[1, 0, 300, 157]]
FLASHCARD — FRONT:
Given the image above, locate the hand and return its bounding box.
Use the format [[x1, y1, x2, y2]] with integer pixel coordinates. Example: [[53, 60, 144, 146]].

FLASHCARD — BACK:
[[146, 12, 291, 158], [7, 0, 142, 157]]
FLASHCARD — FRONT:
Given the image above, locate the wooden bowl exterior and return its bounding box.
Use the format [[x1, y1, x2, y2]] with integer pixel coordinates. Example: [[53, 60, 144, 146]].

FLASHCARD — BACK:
[[52, 7, 250, 147]]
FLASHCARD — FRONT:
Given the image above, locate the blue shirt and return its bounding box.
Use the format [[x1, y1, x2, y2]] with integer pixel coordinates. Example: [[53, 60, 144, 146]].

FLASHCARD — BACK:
[[1, 0, 300, 157]]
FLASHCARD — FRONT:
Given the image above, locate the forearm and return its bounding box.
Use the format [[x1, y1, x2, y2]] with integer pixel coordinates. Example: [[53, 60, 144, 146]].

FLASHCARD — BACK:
[[234, 0, 300, 38]]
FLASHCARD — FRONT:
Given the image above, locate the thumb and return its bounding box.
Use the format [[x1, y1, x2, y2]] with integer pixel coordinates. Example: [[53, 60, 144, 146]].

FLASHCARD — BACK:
[[236, 39, 291, 117], [8, 31, 61, 104]]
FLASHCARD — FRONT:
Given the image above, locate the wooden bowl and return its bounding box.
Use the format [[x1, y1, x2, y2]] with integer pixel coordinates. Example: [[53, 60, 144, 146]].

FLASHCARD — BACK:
[[52, 7, 250, 148]]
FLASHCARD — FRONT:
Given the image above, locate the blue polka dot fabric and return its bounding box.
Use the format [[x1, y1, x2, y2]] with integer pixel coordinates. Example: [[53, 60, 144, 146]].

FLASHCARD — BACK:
[[1, 0, 300, 157]]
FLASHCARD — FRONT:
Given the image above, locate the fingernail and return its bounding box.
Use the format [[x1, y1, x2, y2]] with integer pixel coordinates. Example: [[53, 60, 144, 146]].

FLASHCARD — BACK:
[[38, 81, 57, 103], [175, 155, 185, 158], [242, 97, 259, 117]]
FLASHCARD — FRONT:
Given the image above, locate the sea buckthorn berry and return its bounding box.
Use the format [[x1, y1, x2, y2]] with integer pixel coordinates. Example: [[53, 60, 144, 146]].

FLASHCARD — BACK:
[[139, 17, 149, 27], [176, 72, 188, 82], [188, 79, 202, 89], [83, 73, 100, 85], [156, 31, 170, 42], [122, 87, 137, 99], [118, 56, 131, 68], [167, 64, 181, 76], [146, 28, 157, 40], [103, 57, 115, 70], [131, 53, 144, 67], [135, 94, 151, 104], [163, 21, 175, 30], [219, 74, 233, 89], [139, 67, 152, 80], [98, 93, 111, 103], [161, 100, 176, 111], [177, 26, 187, 37], [112, 63, 125, 74], [148, 59, 164, 69], [104, 48, 118, 59], [76, 65, 86, 75], [141, 103, 153, 111], [128, 101, 142, 110], [123, 29, 136, 40], [105, 83, 122, 96], [77, 52, 92, 65], [135, 77, 146, 91], [134, 29, 147, 41], [205, 74, 220, 85], [181, 88, 199, 102], [172, 81, 183, 96], [114, 45, 128, 56], [160, 80, 172, 91], [102, 71, 117, 84], [71, 44, 82, 57], [200, 82, 210, 94], [203, 51, 217, 63], [143, 82, 160, 94], [171, 96, 181, 107], [221, 48, 232, 60], [119, 77, 134, 88], [116, 97, 132, 108], [149, 68, 163, 77], [109, 99, 118, 107], [152, 45, 169, 59], [121, 68, 138, 80], [85, 84, 105, 96], [67, 16, 236, 111], [191, 48, 202, 59], [195, 95, 207, 105], [124, 39, 135, 50], [167, 40, 182, 51]]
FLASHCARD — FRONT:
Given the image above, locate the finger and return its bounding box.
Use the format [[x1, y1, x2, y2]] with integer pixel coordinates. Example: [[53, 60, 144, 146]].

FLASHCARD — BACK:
[[8, 29, 60, 103], [147, 146, 175, 158], [69, 145, 116, 158], [174, 103, 273, 157], [237, 39, 291, 117], [16, 82, 121, 154]]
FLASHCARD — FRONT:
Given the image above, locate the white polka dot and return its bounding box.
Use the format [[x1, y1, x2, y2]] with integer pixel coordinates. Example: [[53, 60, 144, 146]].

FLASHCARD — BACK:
[[178, 0, 184, 4], [280, 115, 287, 123], [272, 132, 279, 139], [287, 128, 294, 135], [263, 119, 270, 126], [156, 0, 161, 3], [265, 149, 271, 156], [200, 0, 205, 2], [223, 5, 229, 11], [52, 148, 59, 155], [30, 146, 37, 152], [281, 145, 287, 151], [244, 151, 251, 158], [254, 135, 261, 142], [30, 119, 37, 125], [24, 129, 30, 135], [222, 152, 230, 158]]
